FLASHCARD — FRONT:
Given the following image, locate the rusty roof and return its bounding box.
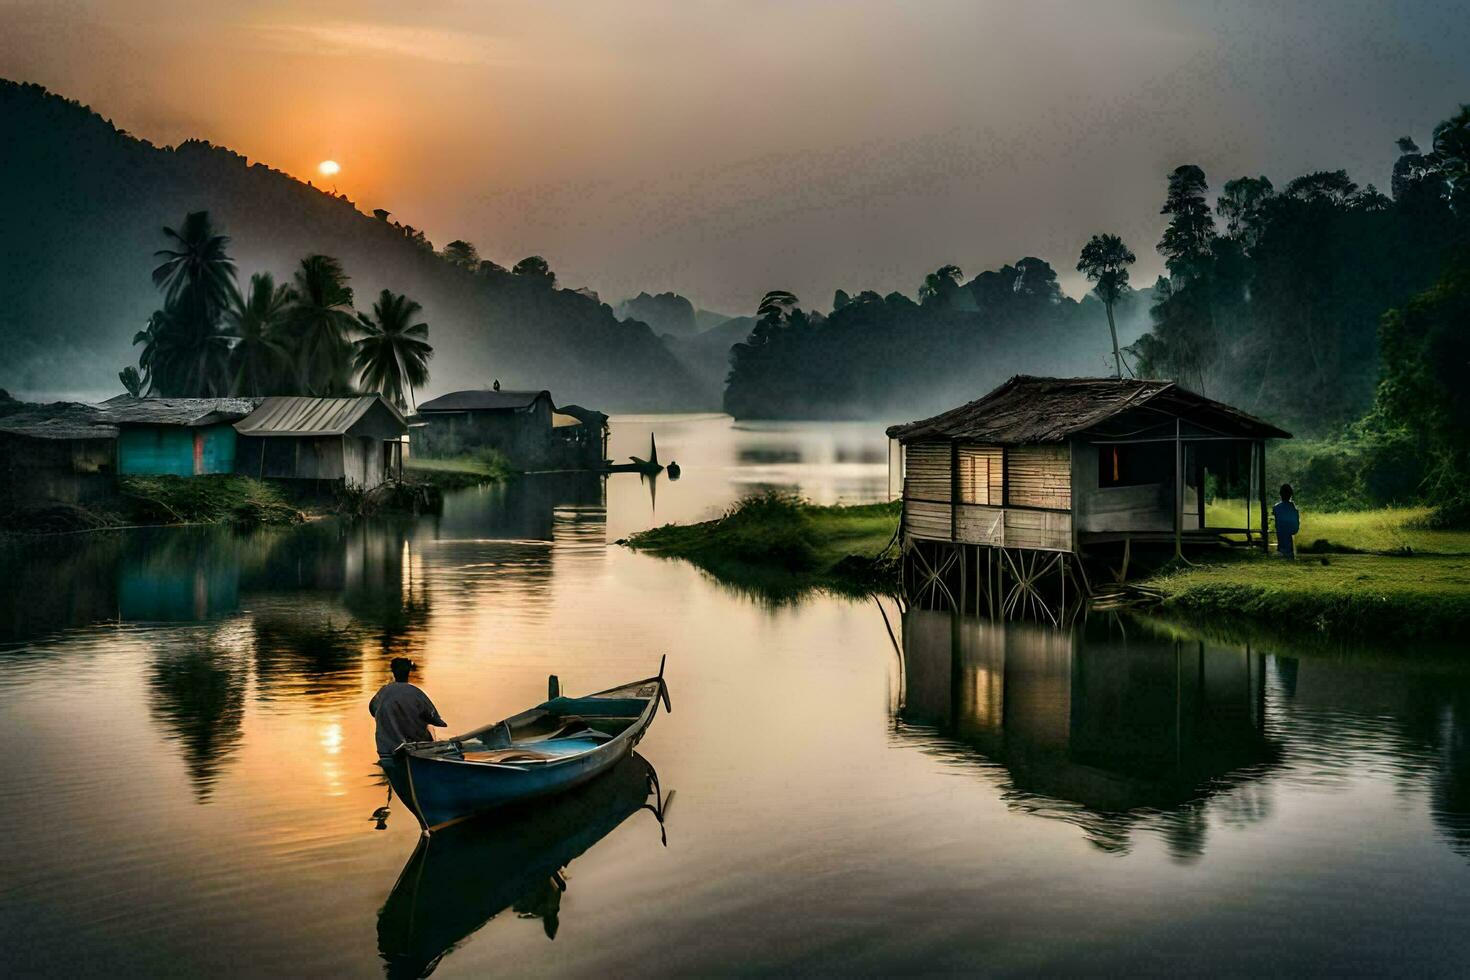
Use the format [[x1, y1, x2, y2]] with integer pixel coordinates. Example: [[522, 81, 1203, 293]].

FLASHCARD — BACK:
[[234, 395, 406, 437], [416, 389, 551, 412], [103, 397, 260, 426], [885, 376, 1291, 443]]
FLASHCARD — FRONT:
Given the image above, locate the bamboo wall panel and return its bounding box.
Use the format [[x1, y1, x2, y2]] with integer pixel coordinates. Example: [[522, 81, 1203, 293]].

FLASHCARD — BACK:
[[955, 504, 1005, 545], [904, 500, 952, 541], [1006, 445, 1071, 510], [956, 445, 1003, 505], [1003, 508, 1072, 551], [903, 441, 952, 502]]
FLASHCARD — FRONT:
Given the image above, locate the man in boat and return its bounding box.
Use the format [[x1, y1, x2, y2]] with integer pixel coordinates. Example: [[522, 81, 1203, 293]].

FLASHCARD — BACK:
[[1273, 483, 1300, 559], [370, 657, 447, 758]]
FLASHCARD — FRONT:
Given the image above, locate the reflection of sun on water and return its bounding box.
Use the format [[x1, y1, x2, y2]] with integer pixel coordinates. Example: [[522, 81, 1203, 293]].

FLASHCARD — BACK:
[[319, 720, 345, 797]]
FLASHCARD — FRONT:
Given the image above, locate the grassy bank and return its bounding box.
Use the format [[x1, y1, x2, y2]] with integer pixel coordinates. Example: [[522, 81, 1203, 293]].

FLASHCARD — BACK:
[[1147, 552, 1470, 642], [1204, 500, 1470, 554], [623, 492, 900, 600], [404, 450, 514, 489], [119, 474, 304, 526]]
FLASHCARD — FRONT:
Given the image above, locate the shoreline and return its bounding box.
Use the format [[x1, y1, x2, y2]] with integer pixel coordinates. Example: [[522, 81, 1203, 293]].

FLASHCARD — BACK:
[[624, 496, 1470, 640]]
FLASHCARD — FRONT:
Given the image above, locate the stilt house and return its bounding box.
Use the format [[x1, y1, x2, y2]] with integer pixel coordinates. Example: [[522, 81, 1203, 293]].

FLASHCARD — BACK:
[[887, 376, 1291, 555], [886, 377, 1290, 617]]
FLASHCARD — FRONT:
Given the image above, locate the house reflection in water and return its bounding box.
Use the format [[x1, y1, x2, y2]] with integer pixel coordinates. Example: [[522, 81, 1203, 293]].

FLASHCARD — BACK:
[[899, 610, 1281, 858]]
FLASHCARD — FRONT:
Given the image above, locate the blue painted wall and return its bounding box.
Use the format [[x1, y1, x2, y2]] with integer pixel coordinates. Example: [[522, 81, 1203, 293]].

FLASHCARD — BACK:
[[118, 424, 237, 476]]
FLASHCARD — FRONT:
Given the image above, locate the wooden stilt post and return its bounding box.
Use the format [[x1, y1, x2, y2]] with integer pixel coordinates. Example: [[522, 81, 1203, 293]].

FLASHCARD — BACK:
[[1174, 418, 1183, 560], [1257, 440, 1269, 554]]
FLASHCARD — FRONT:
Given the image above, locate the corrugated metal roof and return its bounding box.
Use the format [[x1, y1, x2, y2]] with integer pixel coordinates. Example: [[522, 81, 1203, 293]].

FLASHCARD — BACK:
[[103, 397, 260, 426], [416, 389, 550, 412], [0, 403, 119, 440], [885, 376, 1291, 443], [234, 395, 406, 436]]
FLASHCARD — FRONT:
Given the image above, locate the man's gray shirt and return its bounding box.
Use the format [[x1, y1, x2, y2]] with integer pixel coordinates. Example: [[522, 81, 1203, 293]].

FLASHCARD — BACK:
[[369, 682, 446, 757]]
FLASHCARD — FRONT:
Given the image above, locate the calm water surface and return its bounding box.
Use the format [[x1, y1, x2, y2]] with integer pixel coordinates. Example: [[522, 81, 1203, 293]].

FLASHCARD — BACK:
[[1, 415, 1468, 976]]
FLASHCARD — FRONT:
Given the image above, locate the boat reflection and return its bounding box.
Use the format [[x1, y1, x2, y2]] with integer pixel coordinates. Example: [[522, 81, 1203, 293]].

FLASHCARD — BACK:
[[377, 752, 668, 978], [899, 609, 1281, 857]]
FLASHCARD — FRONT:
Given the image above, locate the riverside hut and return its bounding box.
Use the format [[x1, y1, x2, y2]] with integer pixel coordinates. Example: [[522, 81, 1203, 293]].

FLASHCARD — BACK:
[[0, 404, 118, 512], [885, 377, 1290, 618], [233, 395, 407, 490], [414, 389, 607, 470], [105, 397, 259, 476]]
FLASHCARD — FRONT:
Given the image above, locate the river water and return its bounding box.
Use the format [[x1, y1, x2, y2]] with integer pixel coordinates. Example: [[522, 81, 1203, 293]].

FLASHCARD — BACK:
[[1, 415, 1467, 976]]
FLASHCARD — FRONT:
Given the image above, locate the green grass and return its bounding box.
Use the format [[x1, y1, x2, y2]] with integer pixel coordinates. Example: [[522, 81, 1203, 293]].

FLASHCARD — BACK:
[[404, 449, 514, 488], [623, 491, 900, 601], [1147, 551, 1470, 642], [118, 475, 303, 526], [1205, 499, 1470, 554]]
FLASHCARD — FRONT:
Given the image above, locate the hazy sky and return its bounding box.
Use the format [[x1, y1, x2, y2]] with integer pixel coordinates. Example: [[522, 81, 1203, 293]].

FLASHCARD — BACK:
[[3, 0, 1467, 313]]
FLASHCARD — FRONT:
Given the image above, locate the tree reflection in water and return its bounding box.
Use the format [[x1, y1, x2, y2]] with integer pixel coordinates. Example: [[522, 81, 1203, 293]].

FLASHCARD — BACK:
[[146, 642, 247, 802]]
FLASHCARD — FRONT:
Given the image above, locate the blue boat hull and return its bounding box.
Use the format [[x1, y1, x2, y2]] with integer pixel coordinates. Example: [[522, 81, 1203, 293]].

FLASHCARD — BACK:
[[383, 666, 667, 832]]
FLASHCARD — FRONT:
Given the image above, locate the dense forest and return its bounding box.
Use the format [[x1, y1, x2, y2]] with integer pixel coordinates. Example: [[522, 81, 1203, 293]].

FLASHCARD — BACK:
[[726, 107, 1467, 433], [724, 264, 1155, 420], [0, 80, 707, 410]]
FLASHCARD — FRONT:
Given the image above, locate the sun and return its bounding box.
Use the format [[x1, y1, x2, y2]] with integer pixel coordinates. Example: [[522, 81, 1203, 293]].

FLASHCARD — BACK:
[[318, 160, 341, 177]]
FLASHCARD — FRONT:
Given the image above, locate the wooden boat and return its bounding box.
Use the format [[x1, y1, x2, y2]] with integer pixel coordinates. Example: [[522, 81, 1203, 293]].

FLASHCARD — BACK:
[[382, 658, 670, 834], [378, 752, 667, 977]]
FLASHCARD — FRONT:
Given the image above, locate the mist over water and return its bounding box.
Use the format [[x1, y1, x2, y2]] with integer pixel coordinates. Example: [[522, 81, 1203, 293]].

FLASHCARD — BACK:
[[1, 416, 1468, 976]]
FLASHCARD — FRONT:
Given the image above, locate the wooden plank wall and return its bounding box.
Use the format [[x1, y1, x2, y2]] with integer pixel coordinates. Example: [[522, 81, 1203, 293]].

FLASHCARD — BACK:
[[956, 504, 1005, 545], [903, 441, 952, 502], [956, 445, 1003, 505], [1006, 445, 1071, 509], [905, 500, 952, 541], [1003, 509, 1072, 551]]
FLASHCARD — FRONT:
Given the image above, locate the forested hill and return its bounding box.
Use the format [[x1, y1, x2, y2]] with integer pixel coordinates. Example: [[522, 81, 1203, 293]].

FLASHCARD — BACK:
[[0, 80, 707, 409], [723, 267, 1154, 421]]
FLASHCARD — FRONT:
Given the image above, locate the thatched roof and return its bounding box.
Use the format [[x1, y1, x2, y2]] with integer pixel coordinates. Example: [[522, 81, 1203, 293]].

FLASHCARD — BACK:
[[103, 397, 260, 426], [416, 389, 551, 412], [0, 403, 118, 441], [885, 376, 1291, 444]]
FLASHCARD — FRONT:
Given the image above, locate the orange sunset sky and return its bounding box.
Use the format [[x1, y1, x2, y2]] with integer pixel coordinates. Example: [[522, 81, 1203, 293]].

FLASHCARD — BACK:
[[3, 0, 1467, 311]]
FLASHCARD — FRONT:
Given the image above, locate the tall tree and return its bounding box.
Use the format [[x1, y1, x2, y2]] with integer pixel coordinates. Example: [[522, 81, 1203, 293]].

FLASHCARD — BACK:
[[512, 255, 556, 287], [1216, 176, 1275, 248], [137, 211, 236, 395], [1158, 165, 1216, 279], [224, 272, 292, 396], [353, 289, 433, 411], [1432, 104, 1470, 210], [151, 210, 236, 317], [440, 240, 480, 270], [1076, 234, 1136, 378], [285, 255, 357, 394]]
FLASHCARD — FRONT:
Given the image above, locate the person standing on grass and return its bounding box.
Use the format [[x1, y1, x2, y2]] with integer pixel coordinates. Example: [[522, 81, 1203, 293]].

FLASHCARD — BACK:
[[370, 657, 447, 758], [1273, 483, 1300, 558]]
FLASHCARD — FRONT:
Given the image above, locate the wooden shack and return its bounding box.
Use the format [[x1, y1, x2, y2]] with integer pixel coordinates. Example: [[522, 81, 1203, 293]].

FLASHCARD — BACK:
[[0, 404, 118, 513], [414, 389, 607, 470], [885, 377, 1290, 618], [233, 395, 407, 490], [105, 397, 259, 476]]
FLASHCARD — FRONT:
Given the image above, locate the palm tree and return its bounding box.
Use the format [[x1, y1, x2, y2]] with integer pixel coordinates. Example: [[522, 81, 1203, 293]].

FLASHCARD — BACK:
[[134, 306, 232, 396], [224, 272, 293, 396], [285, 254, 357, 394], [152, 211, 236, 318], [135, 211, 237, 395], [1076, 234, 1137, 379], [353, 289, 433, 410]]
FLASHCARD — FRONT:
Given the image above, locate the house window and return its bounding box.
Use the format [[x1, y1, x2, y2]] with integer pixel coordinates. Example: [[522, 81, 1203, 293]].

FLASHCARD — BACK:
[[1098, 444, 1160, 487]]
